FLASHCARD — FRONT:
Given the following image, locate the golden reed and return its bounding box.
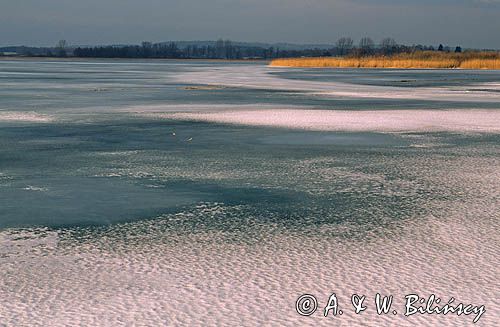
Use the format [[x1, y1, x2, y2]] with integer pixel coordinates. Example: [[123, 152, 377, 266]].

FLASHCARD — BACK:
[[270, 51, 500, 69]]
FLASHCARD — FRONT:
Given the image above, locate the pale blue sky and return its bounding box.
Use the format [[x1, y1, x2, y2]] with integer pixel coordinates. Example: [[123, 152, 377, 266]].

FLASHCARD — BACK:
[[1, 0, 499, 48]]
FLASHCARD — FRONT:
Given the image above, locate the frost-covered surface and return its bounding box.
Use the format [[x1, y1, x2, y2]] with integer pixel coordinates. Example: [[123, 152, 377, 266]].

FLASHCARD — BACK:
[[0, 111, 52, 122], [1, 144, 499, 326], [175, 65, 500, 103], [151, 109, 500, 133]]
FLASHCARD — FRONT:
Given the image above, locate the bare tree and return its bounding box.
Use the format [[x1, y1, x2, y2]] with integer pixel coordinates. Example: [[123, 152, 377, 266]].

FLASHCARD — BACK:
[[380, 38, 397, 55], [359, 37, 375, 56], [215, 38, 225, 58], [336, 37, 353, 56], [57, 39, 67, 49], [56, 39, 67, 57], [224, 39, 233, 59], [141, 41, 153, 57]]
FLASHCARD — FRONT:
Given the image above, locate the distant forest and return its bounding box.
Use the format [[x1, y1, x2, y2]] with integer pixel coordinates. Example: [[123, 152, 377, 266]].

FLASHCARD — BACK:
[[0, 38, 477, 59]]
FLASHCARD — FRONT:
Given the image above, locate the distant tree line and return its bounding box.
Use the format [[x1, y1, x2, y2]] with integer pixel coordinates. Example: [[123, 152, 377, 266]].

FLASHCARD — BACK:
[[72, 38, 467, 59], [73, 40, 308, 59], [2, 37, 473, 59], [333, 37, 463, 57]]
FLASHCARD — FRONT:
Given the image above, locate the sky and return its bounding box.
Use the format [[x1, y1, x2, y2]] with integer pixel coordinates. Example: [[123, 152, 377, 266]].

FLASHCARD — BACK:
[[1, 0, 500, 48]]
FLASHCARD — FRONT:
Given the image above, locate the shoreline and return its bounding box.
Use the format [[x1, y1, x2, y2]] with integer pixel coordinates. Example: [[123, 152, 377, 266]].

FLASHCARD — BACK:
[[0, 56, 269, 63], [269, 65, 469, 70]]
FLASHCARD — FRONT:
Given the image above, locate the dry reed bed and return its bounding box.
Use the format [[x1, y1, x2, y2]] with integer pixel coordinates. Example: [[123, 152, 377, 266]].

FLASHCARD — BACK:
[[270, 52, 500, 69]]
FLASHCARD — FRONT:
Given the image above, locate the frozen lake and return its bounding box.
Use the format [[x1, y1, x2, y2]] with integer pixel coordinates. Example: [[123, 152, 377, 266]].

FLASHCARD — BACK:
[[0, 59, 499, 326]]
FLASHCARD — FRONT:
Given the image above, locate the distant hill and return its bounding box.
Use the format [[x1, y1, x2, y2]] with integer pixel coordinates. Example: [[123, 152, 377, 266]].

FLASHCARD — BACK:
[[160, 41, 335, 50]]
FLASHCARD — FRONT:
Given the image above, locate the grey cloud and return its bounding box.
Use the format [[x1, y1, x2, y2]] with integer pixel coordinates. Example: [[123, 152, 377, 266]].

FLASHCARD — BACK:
[[0, 0, 498, 48]]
